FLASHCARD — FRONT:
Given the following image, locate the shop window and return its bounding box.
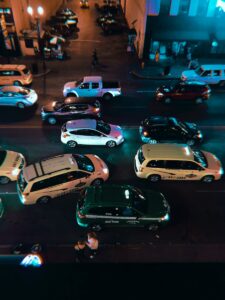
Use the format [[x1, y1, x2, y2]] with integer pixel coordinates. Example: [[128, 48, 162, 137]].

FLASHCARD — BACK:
[[25, 39, 34, 49], [179, 0, 190, 15]]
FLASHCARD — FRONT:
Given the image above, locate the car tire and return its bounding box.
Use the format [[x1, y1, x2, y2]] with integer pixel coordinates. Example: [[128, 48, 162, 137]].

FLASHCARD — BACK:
[[89, 224, 102, 232], [195, 97, 203, 104], [186, 139, 195, 146], [91, 178, 104, 186], [146, 223, 159, 231], [48, 117, 57, 125], [106, 140, 116, 148], [201, 175, 214, 183], [17, 102, 25, 109], [219, 80, 225, 87], [37, 196, 51, 204], [67, 93, 76, 97], [67, 140, 77, 148], [13, 81, 22, 86], [148, 174, 161, 182], [0, 176, 10, 184], [164, 97, 171, 104], [103, 93, 113, 101]]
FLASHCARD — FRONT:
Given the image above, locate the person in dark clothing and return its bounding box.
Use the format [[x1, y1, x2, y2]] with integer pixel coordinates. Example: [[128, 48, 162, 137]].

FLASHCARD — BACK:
[[74, 240, 87, 263]]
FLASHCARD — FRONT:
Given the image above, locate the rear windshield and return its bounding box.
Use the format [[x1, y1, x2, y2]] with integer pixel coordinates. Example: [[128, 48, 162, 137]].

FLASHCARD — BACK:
[[96, 120, 111, 135], [193, 150, 208, 168], [138, 148, 145, 164], [72, 154, 95, 172], [0, 150, 7, 166], [18, 171, 28, 192], [18, 88, 29, 96], [22, 68, 30, 75]]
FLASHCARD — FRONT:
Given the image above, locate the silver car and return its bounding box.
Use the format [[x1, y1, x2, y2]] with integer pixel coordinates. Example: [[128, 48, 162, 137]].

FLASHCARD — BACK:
[[0, 86, 38, 109], [61, 119, 124, 148]]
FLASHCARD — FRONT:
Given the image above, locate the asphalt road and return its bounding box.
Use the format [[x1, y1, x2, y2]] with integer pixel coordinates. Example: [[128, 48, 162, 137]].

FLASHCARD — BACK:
[[1, 0, 225, 263]]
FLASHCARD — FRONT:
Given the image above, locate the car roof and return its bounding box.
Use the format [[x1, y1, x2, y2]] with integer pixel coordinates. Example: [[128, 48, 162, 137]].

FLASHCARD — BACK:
[[144, 116, 170, 126], [0, 86, 24, 92], [200, 64, 225, 70], [85, 185, 131, 207], [63, 97, 100, 105], [0, 64, 26, 70], [83, 76, 102, 83], [23, 154, 77, 182], [181, 81, 207, 86], [141, 143, 194, 161], [66, 119, 97, 130]]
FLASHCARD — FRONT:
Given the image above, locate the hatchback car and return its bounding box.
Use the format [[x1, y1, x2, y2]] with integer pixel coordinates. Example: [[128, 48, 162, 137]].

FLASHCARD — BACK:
[[41, 97, 101, 125], [0, 149, 25, 184], [76, 184, 170, 231], [0, 64, 32, 86], [139, 116, 203, 146], [0, 86, 38, 109], [155, 81, 211, 104], [61, 119, 124, 148]]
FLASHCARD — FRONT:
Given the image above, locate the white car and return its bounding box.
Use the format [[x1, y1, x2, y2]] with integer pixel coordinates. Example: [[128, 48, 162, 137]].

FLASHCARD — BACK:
[[61, 119, 124, 148], [0, 86, 38, 109], [0, 149, 26, 184]]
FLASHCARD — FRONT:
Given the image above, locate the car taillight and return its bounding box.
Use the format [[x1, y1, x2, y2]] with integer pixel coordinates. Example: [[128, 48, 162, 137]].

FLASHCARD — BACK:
[[63, 133, 70, 138], [78, 211, 86, 219]]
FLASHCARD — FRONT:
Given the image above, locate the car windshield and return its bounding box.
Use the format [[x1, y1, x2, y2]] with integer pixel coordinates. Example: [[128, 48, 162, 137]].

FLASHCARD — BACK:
[[138, 148, 145, 164], [72, 154, 95, 172], [22, 68, 30, 75], [130, 187, 147, 213], [18, 171, 28, 192], [195, 67, 204, 75], [18, 88, 29, 96], [193, 150, 208, 168], [96, 120, 111, 135], [75, 79, 83, 86], [54, 101, 64, 110], [0, 150, 7, 166]]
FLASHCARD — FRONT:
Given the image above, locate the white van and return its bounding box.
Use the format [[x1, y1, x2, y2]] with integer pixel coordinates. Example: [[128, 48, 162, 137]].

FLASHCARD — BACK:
[[0, 64, 33, 86], [181, 65, 225, 86]]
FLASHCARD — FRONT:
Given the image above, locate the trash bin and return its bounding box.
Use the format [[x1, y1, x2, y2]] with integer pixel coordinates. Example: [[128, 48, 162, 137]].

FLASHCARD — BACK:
[[31, 63, 38, 74]]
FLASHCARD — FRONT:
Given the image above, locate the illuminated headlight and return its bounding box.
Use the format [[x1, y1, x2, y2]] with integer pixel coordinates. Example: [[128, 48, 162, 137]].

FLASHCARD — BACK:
[[161, 213, 170, 221], [12, 168, 20, 176], [103, 167, 109, 174], [219, 167, 224, 175], [156, 92, 164, 97], [52, 101, 56, 107]]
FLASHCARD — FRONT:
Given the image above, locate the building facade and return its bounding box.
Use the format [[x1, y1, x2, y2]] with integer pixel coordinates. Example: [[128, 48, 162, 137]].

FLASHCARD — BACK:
[[122, 0, 225, 59]]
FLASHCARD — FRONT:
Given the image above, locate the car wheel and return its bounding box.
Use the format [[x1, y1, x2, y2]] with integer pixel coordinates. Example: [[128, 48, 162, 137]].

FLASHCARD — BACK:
[[48, 117, 57, 125], [13, 81, 22, 86], [201, 175, 214, 183], [146, 223, 159, 231], [106, 140, 116, 148], [91, 178, 103, 186], [148, 174, 161, 182], [17, 102, 25, 109], [195, 97, 203, 104], [67, 93, 76, 97], [89, 224, 102, 232], [67, 140, 77, 148], [0, 176, 10, 184], [37, 196, 51, 204], [103, 93, 113, 101], [186, 139, 195, 146], [164, 97, 171, 104], [219, 80, 225, 87]]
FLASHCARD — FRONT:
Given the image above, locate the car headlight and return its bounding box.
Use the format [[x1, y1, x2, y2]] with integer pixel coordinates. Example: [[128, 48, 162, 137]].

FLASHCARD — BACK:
[[12, 168, 20, 176], [156, 92, 164, 97], [196, 132, 203, 138], [219, 167, 224, 175], [103, 168, 109, 174], [161, 213, 170, 221]]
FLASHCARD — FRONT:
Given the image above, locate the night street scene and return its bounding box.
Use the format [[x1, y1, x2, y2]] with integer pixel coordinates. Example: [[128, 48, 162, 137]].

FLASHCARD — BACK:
[[2, 0, 225, 298]]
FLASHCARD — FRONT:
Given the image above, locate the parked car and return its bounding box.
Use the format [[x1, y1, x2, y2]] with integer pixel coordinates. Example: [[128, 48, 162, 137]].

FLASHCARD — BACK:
[[0, 86, 38, 109], [63, 76, 121, 100], [61, 119, 124, 148], [155, 81, 211, 104], [41, 97, 101, 125], [76, 184, 170, 231], [96, 13, 114, 26], [134, 143, 223, 183], [80, 0, 89, 8], [56, 8, 77, 19], [0, 149, 25, 184], [139, 116, 203, 146], [17, 153, 109, 205], [181, 64, 225, 86], [101, 19, 125, 35], [0, 64, 32, 86]]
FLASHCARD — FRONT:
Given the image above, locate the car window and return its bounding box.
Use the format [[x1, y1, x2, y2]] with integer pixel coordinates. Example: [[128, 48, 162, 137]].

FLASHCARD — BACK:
[[193, 150, 208, 168], [87, 207, 107, 215], [213, 70, 221, 76], [79, 83, 89, 89], [182, 161, 202, 170], [91, 130, 103, 137], [31, 173, 69, 191], [96, 120, 111, 135], [92, 83, 99, 89], [147, 160, 165, 168], [165, 160, 182, 169], [66, 171, 89, 180], [72, 154, 95, 172], [0, 150, 7, 166], [70, 129, 91, 136], [121, 207, 136, 217], [201, 70, 211, 77]]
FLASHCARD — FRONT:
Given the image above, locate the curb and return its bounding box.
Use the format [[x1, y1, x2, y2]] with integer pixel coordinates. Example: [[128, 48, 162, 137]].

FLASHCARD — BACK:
[[130, 70, 180, 80], [33, 69, 51, 78]]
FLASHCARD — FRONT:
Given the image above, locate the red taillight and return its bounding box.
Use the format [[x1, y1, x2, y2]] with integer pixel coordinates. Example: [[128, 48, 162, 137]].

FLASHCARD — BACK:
[[78, 211, 86, 219], [63, 133, 70, 138]]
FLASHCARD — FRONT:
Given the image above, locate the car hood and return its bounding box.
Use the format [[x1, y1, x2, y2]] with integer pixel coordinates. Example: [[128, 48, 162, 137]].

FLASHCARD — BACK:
[[144, 190, 170, 218], [202, 151, 223, 172], [42, 103, 56, 113], [182, 70, 198, 78], [64, 81, 76, 90], [2, 151, 23, 170], [109, 124, 123, 138]]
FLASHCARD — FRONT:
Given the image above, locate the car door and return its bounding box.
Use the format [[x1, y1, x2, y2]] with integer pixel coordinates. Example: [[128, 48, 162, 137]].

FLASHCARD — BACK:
[[78, 82, 93, 97], [0, 70, 11, 85], [120, 207, 141, 227], [69, 129, 91, 145], [91, 82, 101, 97], [65, 170, 91, 192], [88, 129, 107, 145], [2, 91, 15, 106], [181, 161, 204, 180], [172, 85, 184, 100], [163, 160, 184, 180], [200, 70, 212, 84], [58, 105, 73, 121]]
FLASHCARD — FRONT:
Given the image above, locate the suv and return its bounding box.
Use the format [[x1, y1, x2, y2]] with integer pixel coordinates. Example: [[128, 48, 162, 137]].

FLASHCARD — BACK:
[[17, 154, 109, 205], [41, 97, 101, 125], [139, 116, 203, 146], [76, 184, 170, 231], [134, 143, 223, 183], [155, 81, 211, 104], [0, 65, 32, 86]]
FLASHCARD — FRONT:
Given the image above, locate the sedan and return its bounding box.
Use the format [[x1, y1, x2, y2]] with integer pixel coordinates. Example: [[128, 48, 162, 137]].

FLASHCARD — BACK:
[[0, 86, 38, 109], [61, 119, 124, 148]]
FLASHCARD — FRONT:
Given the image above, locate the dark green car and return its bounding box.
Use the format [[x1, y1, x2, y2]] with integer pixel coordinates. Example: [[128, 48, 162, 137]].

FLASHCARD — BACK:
[[76, 184, 170, 231]]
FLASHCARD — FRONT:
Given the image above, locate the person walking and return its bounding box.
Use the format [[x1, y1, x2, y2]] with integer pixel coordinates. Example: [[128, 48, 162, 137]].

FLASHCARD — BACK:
[[155, 49, 160, 63], [86, 232, 99, 259], [74, 240, 87, 263], [92, 49, 99, 68]]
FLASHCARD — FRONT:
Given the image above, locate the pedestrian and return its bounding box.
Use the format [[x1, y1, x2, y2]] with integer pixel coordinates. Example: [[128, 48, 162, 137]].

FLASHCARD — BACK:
[[74, 239, 87, 263], [92, 49, 99, 65], [86, 232, 99, 259], [155, 49, 160, 63]]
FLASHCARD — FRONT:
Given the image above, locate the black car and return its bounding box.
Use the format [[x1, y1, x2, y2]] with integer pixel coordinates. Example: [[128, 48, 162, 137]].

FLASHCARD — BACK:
[[41, 97, 101, 125], [56, 8, 78, 21], [50, 16, 78, 32], [96, 13, 114, 26], [139, 116, 203, 146], [101, 19, 125, 35]]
